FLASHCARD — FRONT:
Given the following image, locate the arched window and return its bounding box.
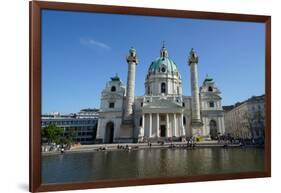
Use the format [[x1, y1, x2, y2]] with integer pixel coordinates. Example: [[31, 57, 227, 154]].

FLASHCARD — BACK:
[[177, 86, 179, 94], [208, 86, 213, 92], [161, 82, 166, 94], [139, 117, 142, 126], [183, 116, 186, 125], [147, 86, 150, 95], [111, 86, 116, 92], [182, 102, 185, 107]]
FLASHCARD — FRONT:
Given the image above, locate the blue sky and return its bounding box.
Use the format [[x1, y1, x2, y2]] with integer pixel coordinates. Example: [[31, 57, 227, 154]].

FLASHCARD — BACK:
[[42, 10, 265, 114]]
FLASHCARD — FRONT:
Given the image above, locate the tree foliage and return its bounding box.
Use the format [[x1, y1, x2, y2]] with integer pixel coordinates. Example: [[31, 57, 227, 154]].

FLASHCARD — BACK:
[[65, 127, 76, 145], [41, 123, 64, 144]]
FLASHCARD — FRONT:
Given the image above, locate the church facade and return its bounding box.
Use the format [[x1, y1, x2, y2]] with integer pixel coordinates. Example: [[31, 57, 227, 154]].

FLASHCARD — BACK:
[[96, 46, 225, 143]]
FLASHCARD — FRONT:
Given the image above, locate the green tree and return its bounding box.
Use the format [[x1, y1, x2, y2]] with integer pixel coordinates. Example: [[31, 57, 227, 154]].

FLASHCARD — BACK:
[[65, 127, 76, 145], [41, 123, 64, 144]]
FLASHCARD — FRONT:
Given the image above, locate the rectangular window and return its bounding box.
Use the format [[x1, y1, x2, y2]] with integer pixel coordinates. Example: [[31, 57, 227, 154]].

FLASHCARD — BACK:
[[209, 101, 215, 108], [109, 102, 115, 108]]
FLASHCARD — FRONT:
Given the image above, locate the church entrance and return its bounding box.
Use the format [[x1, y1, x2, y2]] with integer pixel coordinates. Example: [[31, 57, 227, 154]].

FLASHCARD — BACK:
[[209, 120, 218, 140], [160, 125, 166, 137], [105, 122, 114, 143]]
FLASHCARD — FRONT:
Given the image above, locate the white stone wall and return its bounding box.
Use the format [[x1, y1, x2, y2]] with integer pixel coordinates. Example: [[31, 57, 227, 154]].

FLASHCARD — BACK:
[[97, 78, 126, 142], [199, 79, 225, 137], [224, 98, 264, 138], [200, 115, 224, 137], [200, 99, 222, 111], [145, 74, 182, 95], [96, 114, 122, 140], [218, 116, 225, 134]]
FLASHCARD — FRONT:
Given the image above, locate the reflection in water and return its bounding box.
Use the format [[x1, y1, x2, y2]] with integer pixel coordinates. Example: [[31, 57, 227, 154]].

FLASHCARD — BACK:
[[42, 148, 264, 184]]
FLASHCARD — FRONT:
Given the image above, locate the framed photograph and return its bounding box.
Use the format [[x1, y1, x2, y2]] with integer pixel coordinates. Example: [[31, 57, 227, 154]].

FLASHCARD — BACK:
[[30, 1, 271, 192]]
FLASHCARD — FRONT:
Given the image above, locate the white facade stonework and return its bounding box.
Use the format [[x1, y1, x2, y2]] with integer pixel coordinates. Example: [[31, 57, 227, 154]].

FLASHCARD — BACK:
[[224, 95, 264, 139], [97, 46, 225, 143]]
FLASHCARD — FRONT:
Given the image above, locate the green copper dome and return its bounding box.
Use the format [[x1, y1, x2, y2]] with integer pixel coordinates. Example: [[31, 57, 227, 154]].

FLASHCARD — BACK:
[[111, 74, 120, 81], [147, 45, 180, 75], [148, 57, 178, 73], [203, 75, 213, 83]]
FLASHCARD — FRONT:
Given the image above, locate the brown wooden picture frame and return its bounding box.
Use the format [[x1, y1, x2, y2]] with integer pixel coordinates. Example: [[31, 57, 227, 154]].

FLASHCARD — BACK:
[[29, 1, 271, 192]]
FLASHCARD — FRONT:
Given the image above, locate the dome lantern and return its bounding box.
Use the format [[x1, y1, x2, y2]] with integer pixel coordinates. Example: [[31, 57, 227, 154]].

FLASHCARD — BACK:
[[160, 42, 168, 58]]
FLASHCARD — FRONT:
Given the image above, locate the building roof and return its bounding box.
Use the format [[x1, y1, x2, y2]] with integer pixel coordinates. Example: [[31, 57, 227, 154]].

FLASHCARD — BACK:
[[246, 94, 265, 103], [223, 94, 264, 112], [222, 105, 234, 111], [203, 75, 214, 83], [110, 74, 120, 81], [147, 45, 179, 74], [148, 57, 178, 74]]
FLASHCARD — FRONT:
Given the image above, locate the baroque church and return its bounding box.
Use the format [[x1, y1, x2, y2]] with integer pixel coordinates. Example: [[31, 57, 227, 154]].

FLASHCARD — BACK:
[[96, 45, 225, 143]]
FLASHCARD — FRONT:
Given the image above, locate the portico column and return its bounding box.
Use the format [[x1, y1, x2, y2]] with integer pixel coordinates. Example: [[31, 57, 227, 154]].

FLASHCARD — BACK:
[[178, 115, 180, 136], [181, 113, 185, 136], [149, 113, 152, 137], [142, 114, 145, 136], [166, 113, 169, 137], [173, 113, 177, 137], [156, 113, 160, 137]]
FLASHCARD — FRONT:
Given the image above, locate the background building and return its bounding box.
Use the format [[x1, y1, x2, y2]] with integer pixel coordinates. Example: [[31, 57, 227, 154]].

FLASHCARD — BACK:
[[223, 95, 265, 139], [41, 108, 99, 144], [97, 46, 225, 143]]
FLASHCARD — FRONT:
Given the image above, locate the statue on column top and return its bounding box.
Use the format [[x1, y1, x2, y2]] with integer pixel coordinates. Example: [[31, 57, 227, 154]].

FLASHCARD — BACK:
[[188, 48, 199, 65], [126, 47, 138, 64]]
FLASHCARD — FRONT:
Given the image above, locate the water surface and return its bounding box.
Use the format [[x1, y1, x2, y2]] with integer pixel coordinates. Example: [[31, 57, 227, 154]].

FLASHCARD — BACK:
[[42, 147, 264, 184]]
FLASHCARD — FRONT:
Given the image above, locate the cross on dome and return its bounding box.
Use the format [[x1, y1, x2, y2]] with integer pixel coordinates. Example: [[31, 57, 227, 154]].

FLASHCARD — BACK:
[[162, 40, 166, 48]]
